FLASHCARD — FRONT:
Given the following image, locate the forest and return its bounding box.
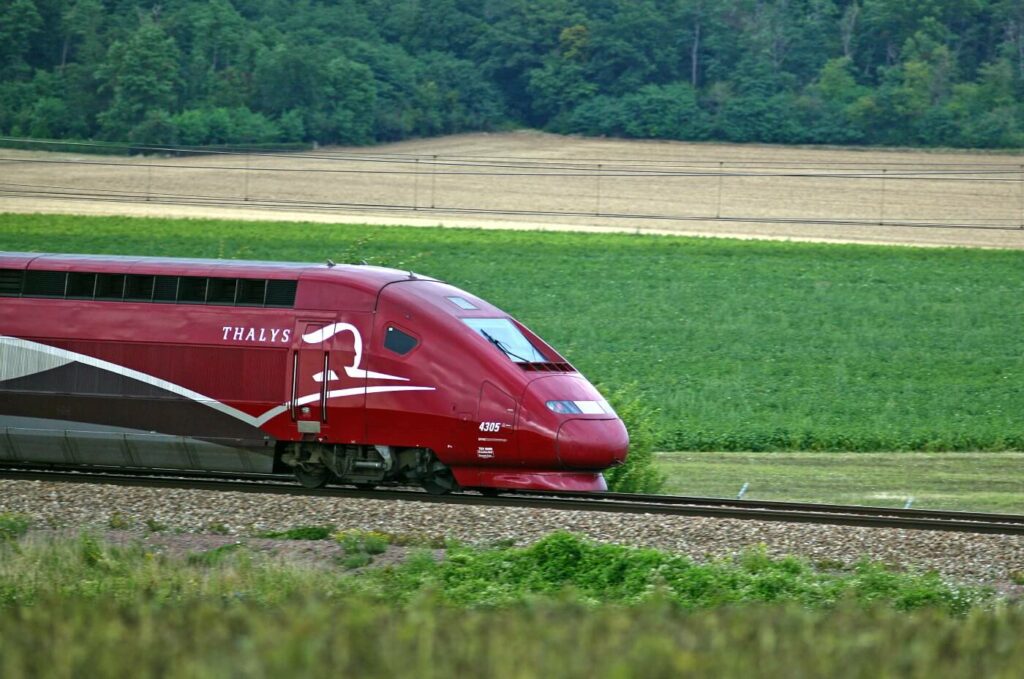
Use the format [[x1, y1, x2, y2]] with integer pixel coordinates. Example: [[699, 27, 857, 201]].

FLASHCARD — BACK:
[[2, 0, 1024, 149]]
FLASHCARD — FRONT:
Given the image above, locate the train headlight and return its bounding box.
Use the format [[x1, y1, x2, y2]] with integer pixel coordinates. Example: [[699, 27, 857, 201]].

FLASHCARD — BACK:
[[545, 400, 614, 415]]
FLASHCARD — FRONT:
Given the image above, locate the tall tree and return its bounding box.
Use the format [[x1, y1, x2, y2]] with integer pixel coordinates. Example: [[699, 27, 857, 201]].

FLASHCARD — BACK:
[[95, 17, 182, 140], [0, 0, 43, 79]]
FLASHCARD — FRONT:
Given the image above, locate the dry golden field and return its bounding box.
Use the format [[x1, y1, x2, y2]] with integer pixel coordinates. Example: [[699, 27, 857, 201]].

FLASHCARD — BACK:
[[3, 130, 1024, 249]]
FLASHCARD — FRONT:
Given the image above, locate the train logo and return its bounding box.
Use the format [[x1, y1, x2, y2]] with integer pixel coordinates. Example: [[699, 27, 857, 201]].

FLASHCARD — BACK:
[[282, 323, 435, 418]]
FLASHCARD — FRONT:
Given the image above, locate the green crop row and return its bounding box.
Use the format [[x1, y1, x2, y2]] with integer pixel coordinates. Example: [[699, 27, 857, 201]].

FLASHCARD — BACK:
[[3, 213, 1023, 452]]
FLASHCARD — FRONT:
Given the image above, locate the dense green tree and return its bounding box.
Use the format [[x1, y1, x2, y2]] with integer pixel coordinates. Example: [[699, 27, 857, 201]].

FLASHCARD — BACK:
[[0, 0, 43, 78], [60, 0, 107, 68], [470, 0, 585, 123], [171, 107, 274, 145], [527, 56, 596, 124], [619, 83, 710, 139], [95, 18, 182, 140], [3, 0, 1024, 148], [804, 57, 869, 143], [313, 56, 377, 144]]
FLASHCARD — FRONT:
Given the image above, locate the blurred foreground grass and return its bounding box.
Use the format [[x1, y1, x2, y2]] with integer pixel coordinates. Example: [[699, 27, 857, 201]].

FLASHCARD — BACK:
[[4, 595, 1024, 678], [0, 529, 1016, 677]]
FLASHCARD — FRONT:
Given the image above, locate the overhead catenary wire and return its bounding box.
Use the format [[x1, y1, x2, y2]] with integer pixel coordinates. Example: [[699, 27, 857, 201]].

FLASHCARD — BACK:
[[7, 136, 1024, 169], [4, 153, 1024, 181], [2, 180, 1021, 232]]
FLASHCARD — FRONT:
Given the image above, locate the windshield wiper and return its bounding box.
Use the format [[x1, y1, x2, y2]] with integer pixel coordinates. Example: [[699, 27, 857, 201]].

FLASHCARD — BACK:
[[480, 330, 532, 363]]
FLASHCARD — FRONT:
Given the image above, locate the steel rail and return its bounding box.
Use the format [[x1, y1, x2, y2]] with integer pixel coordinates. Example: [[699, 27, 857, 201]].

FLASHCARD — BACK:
[[536, 489, 1024, 525], [2, 466, 1023, 536]]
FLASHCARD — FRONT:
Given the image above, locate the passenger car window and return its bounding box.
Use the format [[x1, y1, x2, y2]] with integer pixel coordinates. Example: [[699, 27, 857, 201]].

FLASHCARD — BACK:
[[95, 274, 126, 299], [125, 274, 155, 300], [177, 276, 206, 303], [206, 277, 237, 304], [23, 270, 67, 297], [66, 272, 96, 298], [384, 326, 418, 355]]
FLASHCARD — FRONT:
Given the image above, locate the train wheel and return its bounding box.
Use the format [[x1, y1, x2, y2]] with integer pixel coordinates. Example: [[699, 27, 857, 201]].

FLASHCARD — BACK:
[[421, 466, 457, 495], [294, 464, 330, 489]]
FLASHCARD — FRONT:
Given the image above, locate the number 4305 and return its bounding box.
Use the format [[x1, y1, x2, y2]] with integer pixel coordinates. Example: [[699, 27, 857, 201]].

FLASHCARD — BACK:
[[478, 421, 502, 432]]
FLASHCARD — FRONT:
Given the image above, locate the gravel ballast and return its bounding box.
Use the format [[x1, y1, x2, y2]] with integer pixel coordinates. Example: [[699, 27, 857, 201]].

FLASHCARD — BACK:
[[1, 479, 1022, 592]]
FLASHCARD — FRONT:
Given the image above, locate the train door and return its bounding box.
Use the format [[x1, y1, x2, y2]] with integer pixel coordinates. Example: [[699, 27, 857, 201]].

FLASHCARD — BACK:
[[476, 381, 518, 462], [290, 321, 329, 434], [289, 319, 368, 441]]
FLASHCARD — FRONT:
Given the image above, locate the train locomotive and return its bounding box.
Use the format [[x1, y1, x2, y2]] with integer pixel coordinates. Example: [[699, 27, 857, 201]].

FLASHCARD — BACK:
[[0, 252, 628, 493]]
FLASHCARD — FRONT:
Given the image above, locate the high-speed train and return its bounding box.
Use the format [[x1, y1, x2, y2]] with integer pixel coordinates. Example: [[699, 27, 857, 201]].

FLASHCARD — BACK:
[[0, 253, 628, 493]]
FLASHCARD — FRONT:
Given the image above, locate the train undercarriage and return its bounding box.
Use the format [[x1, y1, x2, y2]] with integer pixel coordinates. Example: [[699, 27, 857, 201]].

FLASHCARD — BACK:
[[278, 442, 458, 494]]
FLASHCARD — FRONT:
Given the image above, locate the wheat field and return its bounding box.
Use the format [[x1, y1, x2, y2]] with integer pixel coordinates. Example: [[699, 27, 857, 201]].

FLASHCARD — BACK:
[[2, 130, 1024, 249]]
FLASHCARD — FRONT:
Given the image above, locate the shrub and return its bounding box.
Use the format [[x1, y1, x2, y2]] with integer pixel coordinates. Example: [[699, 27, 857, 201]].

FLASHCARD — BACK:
[[600, 383, 666, 494]]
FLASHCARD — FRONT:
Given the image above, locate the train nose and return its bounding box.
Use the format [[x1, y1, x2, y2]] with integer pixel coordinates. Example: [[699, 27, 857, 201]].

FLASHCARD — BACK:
[[556, 417, 629, 469]]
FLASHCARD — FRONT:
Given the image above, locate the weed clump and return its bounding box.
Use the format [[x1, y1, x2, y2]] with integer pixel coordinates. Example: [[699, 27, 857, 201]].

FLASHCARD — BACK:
[[187, 543, 246, 567], [0, 513, 30, 542], [407, 532, 991, 614], [258, 525, 335, 541], [108, 512, 132, 530], [335, 530, 392, 569]]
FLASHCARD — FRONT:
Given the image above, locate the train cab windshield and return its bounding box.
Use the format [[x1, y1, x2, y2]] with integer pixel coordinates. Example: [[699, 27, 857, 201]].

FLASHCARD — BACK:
[[462, 318, 547, 363]]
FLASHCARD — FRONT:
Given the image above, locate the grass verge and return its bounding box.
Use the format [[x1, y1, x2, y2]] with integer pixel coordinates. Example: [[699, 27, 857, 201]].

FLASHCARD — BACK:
[[0, 531, 993, 612], [657, 451, 1024, 513]]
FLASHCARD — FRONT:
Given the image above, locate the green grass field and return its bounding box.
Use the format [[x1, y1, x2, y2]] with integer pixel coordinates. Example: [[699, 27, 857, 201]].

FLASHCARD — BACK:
[[2, 213, 1023, 452], [657, 452, 1024, 513]]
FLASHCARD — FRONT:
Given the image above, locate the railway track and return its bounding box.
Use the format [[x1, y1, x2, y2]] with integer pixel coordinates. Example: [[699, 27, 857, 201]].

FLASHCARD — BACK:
[[2, 465, 1023, 536]]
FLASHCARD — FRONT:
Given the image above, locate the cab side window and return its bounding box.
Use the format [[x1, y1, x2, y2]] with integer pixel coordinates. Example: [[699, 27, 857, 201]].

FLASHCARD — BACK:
[[384, 326, 418, 355]]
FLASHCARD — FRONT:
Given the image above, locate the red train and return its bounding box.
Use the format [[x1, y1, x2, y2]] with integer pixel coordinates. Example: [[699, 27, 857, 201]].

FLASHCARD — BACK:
[[0, 253, 628, 493]]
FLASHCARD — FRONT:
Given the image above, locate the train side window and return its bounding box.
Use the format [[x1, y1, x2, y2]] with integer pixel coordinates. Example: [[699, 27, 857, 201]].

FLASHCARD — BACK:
[[384, 326, 418, 355], [66, 272, 97, 298], [23, 270, 68, 297], [153, 275, 179, 302], [0, 268, 24, 296], [177, 276, 206, 303], [236, 279, 266, 306], [66, 272, 96, 299], [95, 273, 126, 300], [125, 274, 155, 300], [265, 279, 297, 307], [206, 277, 237, 304]]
